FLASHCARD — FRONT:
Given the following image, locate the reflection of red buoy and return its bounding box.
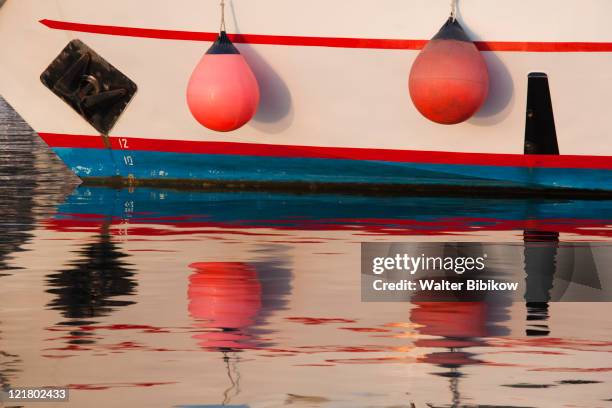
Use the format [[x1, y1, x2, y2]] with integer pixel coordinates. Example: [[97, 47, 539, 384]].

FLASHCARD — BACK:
[[187, 31, 260, 132], [409, 18, 489, 125], [188, 262, 262, 349], [411, 302, 487, 349], [411, 302, 487, 368]]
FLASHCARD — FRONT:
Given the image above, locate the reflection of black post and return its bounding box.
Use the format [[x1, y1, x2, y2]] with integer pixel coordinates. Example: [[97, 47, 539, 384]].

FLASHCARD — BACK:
[[46, 224, 136, 343], [523, 230, 559, 336]]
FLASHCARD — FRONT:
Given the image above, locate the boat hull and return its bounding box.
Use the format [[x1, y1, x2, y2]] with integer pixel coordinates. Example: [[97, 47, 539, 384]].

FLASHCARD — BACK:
[[2, 0, 612, 192], [47, 135, 612, 192]]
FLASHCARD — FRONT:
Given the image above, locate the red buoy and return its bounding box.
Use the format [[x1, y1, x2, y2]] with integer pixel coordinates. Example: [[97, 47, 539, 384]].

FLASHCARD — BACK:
[[409, 18, 489, 125], [187, 31, 260, 132]]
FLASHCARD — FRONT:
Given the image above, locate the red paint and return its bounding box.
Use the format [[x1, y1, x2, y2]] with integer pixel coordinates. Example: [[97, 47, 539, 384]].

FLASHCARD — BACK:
[[40, 133, 107, 149], [40, 19, 612, 53], [38, 132, 612, 170], [409, 40, 489, 124]]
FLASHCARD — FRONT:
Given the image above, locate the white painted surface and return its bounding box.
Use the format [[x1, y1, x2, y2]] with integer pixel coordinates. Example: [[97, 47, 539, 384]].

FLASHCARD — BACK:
[[0, 0, 610, 155]]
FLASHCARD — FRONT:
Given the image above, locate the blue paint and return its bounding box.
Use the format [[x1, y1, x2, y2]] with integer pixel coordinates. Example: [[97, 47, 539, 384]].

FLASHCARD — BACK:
[[53, 147, 119, 178], [52, 147, 612, 190]]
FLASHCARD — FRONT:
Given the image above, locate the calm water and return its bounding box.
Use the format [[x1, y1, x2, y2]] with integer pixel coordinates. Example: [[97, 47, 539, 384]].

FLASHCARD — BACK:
[[0, 98, 611, 408]]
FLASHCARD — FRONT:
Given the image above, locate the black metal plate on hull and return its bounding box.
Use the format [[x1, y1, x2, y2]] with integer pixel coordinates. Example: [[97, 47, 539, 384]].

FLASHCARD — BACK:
[[40, 39, 137, 135]]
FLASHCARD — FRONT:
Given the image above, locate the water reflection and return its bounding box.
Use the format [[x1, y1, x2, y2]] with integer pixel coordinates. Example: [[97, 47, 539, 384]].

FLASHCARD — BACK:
[[0, 98, 37, 277], [0, 97, 77, 276], [410, 246, 513, 407], [188, 262, 263, 351], [188, 258, 292, 350], [524, 230, 559, 337], [187, 255, 292, 405], [50, 186, 612, 238], [410, 301, 512, 407], [49, 187, 612, 344], [0, 98, 49, 395], [0, 349, 20, 394], [45, 223, 137, 344], [5, 184, 612, 406]]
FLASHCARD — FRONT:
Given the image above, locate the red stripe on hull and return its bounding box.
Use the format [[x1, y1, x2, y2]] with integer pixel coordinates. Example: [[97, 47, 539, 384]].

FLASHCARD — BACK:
[[41, 133, 107, 149], [40, 19, 612, 53], [38, 132, 612, 170]]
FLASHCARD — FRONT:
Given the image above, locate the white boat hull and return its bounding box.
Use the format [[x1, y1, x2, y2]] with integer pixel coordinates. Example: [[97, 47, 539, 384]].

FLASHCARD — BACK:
[[1, 0, 612, 190]]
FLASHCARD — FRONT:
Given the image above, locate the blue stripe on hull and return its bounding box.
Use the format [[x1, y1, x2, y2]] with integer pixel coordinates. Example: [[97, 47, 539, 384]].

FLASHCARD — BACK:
[[52, 147, 612, 191]]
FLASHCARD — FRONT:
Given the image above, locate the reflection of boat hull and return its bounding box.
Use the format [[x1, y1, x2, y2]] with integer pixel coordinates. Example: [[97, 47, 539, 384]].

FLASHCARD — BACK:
[[42, 186, 612, 300], [2, 1, 612, 191], [48, 187, 612, 239]]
